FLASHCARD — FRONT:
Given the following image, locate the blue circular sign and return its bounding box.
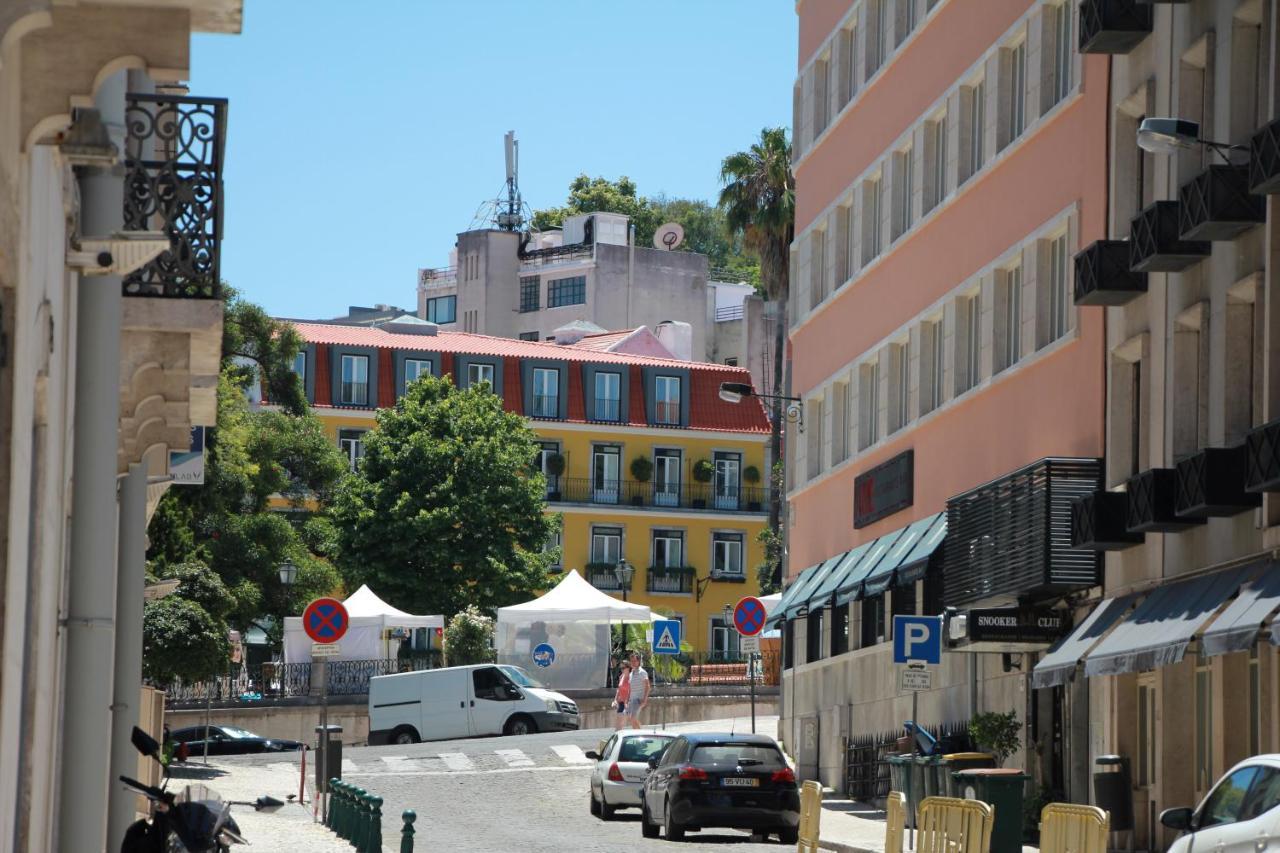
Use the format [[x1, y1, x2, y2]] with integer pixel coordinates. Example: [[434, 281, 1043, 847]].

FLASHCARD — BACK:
[[532, 643, 556, 668]]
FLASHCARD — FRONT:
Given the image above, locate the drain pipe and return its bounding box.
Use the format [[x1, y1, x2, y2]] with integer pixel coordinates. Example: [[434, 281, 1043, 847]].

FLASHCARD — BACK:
[[57, 70, 126, 853]]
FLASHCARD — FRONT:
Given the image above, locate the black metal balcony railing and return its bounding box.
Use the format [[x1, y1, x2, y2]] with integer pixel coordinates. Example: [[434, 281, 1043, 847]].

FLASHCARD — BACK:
[[518, 242, 594, 266], [1179, 164, 1265, 241], [549, 477, 770, 513], [647, 566, 695, 595], [586, 563, 630, 591], [1073, 240, 1148, 307], [532, 395, 559, 418], [1174, 446, 1261, 518], [1125, 467, 1204, 532], [1250, 118, 1280, 195], [1078, 0, 1152, 55], [122, 93, 227, 298], [592, 398, 621, 422], [1244, 417, 1280, 492], [654, 402, 681, 426], [1070, 490, 1143, 551], [1129, 200, 1210, 273]]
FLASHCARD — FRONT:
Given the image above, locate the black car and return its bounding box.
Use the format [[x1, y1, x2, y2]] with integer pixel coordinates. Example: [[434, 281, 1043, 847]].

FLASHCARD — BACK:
[[639, 732, 800, 843], [170, 725, 303, 757]]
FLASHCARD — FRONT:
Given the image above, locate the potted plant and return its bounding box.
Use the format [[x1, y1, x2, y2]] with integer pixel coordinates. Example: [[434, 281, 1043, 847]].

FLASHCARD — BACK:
[[691, 459, 713, 508], [967, 710, 1021, 767], [743, 464, 762, 511], [544, 453, 565, 501], [629, 456, 653, 506]]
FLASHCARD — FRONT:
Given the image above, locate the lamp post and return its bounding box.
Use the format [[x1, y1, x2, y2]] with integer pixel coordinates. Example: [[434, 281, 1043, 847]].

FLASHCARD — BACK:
[[718, 382, 805, 433], [278, 560, 298, 587], [1136, 117, 1245, 161], [722, 604, 733, 662], [614, 559, 634, 602]]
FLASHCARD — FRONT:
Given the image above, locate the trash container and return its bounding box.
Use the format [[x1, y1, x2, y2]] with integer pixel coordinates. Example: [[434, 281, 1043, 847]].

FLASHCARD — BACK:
[[916, 754, 945, 798], [1093, 755, 1134, 831], [886, 754, 919, 829], [954, 768, 1029, 853], [942, 752, 996, 798], [314, 724, 343, 793]]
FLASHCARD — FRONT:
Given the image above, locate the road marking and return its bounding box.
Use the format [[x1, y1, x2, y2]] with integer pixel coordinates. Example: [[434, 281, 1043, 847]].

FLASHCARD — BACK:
[[439, 752, 474, 772], [342, 758, 357, 774], [381, 755, 415, 771], [495, 749, 534, 768], [550, 744, 591, 765], [344, 765, 588, 778]]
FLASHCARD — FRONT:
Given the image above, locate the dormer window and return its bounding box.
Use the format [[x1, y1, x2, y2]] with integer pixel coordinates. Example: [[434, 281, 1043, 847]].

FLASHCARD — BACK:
[[655, 376, 681, 425], [405, 358, 431, 385], [468, 362, 495, 389], [595, 371, 621, 421], [340, 355, 369, 405]]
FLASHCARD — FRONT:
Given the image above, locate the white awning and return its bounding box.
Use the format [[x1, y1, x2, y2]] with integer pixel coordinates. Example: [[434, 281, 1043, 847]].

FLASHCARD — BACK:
[[496, 570, 651, 625]]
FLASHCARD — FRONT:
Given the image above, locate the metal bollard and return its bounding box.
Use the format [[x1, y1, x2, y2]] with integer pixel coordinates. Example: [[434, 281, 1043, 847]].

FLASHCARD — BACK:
[[333, 781, 348, 839], [368, 795, 383, 853], [353, 787, 368, 851], [325, 778, 339, 830], [400, 809, 416, 853]]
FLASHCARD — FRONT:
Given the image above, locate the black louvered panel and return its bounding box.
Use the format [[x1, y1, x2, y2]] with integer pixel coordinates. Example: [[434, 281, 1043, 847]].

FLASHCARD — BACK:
[[1071, 491, 1143, 550], [1178, 165, 1264, 241], [1129, 201, 1211, 273], [1074, 240, 1148, 306], [1174, 446, 1261, 518], [1244, 418, 1280, 492], [1079, 0, 1153, 54], [944, 458, 1102, 608]]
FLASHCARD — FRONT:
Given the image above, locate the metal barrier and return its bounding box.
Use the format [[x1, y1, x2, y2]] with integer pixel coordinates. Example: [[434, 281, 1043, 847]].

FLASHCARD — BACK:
[[885, 790, 906, 853], [916, 796, 994, 853], [1039, 804, 1110, 853], [797, 780, 823, 852]]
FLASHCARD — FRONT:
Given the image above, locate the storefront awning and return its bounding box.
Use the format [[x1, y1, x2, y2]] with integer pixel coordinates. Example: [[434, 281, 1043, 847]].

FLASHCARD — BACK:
[[783, 554, 846, 619], [1082, 564, 1257, 678], [1201, 561, 1280, 656], [862, 512, 947, 596], [1030, 595, 1138, 689], [805, 541, 874, 611], [767, 564, 816, 627]]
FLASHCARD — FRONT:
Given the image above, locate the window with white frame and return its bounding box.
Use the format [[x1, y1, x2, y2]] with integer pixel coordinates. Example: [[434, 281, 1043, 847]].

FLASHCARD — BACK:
[[654, 375, 681, 425], [997, 262, 1023, 372], [859, 357, 880, 450], [712, 532, 745, 577], [893, 146, 914, 241], [467, 362, 494, 389], [896, 0, 917, 47], [835, 206, 851, 287], [839, 25, 857, 108], [927, 113, 947, 212], [338, 428, 367, 472], [340, 354, 369, 405], [1048, 1, 1073, 111], [1047, 233, 1071, 343], [590, 527, 622, 564], [807, 396, 825, 480], [958, 292, 981, 394], [832, 380, 851, 464], [405, 358, 431, 385], [810, 228, 827, 309], [922, 318, 945, 415], [711, 617, 741, 660], [965, 79, 986, 181], [890, 340, 910, 433], [292, 351, 307, 383], [862, 175, 883, 264], [1006, 40, 1027, 145], [814, 56, 830, 138], [651, 529, 685, 568], [594, 371, 621, 422], [544, 518, 562, 569], [866, 0, 886, 78], [533, 367, 559, 418]]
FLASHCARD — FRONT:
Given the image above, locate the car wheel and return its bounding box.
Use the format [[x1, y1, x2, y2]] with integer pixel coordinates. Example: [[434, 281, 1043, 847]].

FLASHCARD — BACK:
[[503, 714, 536, 736], [391, 726, 419, 746], [600, 797, 616, 821], [664, 797, 685, 841], [641, 797, 659, 838], [778, 827, 799, 844], [590, 789, 601, 817]]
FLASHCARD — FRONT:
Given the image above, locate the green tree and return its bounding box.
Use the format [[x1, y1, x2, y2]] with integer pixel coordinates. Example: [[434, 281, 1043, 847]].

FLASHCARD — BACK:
[[443, 605, 496, 666], [222, 286, 308, 416], [531, 174, 662, 244], [719, 127, 795, 586], [332, 374, 557, 617], [142, 596, 232, 685]]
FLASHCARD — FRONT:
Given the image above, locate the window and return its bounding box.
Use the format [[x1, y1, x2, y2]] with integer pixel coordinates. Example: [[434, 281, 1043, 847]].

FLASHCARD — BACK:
[[966, 80, 986, 180], [538, 442, 560, 496], [1007, 41, 1026, 145], [959, 293, 981, 393], [652, 530, 685, 568], [711, 617, 741, 660], [1195, 664, 1214, 792], [928, 115, 947, 212], [1047, 234, 1070, 343], [594, 371, 621, 421], [548, 275, 586, 307], [862, 176, 882, 264], [292, 351, 307, 382], [810, 228, 827, 309], [806, 609, 825, 663], [1129, 360, 1143, 477], [998, 264, 1022, 372], [891, 582, 917, 620], [592, 445, 621, 503], [922, 319, 945, 415], [861, 595, 885, 647], [1200, 767, 1262, 829], [340, 354, 369, 405], [859, 357, 880, 450], [1050, 2, 1073, 109], [814, 57, 829, 137], [831, 606, 850, 657], [712, 532, 744, 577], [654, 376, 681, 425], [838, 25, 856, 108], [893, 146, 914, 240], [405, 358, 431, 385], [866, 0, 886, 77], [425, 295, 456, 324], [832, 380, 850, 464], [532, 367, 559, 418], [472, 667, 517, 702], [653, 449, 682, 506], [807, 396, 824, 480], [783, 619, 795, 668], [890, 341, 910, 433], [590, 527, 622, 564], [846, 197, 858, 277], [1136, 679, 1155, 787], [467, 362, 494, 389], [1241, 768, 1280, 822], [724, 357, 738, 367], [518, 331, 539, 341], [1249, 648, 1261, 756], [897, 0, 916, 46], [519, 275, 540, 312], [338, 428, 366, 472], [544, 519, 562, 569]]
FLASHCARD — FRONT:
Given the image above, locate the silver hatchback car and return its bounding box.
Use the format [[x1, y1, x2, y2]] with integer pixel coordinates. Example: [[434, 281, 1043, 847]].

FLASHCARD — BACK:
[[586, 730, 675, 819]]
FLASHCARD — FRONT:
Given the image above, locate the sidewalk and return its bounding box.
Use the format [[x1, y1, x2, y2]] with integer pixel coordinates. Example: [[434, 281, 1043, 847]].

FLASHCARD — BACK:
[[813, 795, 1040, 853]]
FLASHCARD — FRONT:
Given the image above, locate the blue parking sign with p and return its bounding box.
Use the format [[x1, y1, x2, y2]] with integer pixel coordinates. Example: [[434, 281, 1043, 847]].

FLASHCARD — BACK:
[[893, 615, 942, 665]]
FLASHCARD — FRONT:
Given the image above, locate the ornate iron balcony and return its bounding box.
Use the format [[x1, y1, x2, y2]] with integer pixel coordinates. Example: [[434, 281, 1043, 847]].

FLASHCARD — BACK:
[[1071, 491, 1143, 551], [1244, 418, 1280, 493], [1129, 201, 1210, 273], [1125, 468, 1204, 532], [122, 93, 226, 298], [585, 563, 630, 591], [547, 477, 769, 514], [1250, 118, 1280, 194], [647, 566, 695, 595], [1079, 0, 1152, 54], [1174, 446, 1260, 518], [1179, 164, 1264, 241], [1074, 240, 1148, 306]]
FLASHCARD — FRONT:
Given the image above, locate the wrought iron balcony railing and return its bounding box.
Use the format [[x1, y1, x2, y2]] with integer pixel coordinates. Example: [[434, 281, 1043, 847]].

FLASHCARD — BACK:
[[1174, 446, 1260, 518], [532, 395, 560, 418], [123, 93, 226, 298], [548, 477, 769, 513], [1078, 0, 1152, 55], [1074, 240, 1148, 307], [591, 398, 621, 422], [1244, 417, 1280, 492], [647, 566, 695, 595], [1070, 490, 1143, 551], [1129, 200, 1210, 273], [585, 563, 631, 591], [1179, 164, 1264, 241]]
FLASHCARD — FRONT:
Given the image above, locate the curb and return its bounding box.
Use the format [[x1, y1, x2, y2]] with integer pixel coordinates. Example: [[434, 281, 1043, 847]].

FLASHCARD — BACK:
[[818, 840, 880, 853]]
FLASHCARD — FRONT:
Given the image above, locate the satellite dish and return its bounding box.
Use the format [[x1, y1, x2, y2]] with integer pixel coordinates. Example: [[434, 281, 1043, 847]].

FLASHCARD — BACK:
[[653, 223, 685, 251]]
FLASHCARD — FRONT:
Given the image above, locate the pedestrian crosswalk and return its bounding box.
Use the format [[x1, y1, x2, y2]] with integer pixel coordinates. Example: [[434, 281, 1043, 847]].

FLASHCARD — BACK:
[[327, 744, 596, 778]]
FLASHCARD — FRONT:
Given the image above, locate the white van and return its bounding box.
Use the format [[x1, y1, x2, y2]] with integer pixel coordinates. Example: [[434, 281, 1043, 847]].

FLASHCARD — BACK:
[[367, 663, 580, 745]]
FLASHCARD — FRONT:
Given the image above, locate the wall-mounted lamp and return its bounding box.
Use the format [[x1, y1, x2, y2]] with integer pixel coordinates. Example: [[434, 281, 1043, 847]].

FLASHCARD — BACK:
[[1136, 117, 1246, 162], [718, 382, 805, 433]]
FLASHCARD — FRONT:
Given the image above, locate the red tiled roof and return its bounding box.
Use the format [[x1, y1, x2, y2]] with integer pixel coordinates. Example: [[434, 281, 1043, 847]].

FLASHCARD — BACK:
[[314, 343, 331, 404], [569, 329, 640, 351], [567, 364, 585, 422]]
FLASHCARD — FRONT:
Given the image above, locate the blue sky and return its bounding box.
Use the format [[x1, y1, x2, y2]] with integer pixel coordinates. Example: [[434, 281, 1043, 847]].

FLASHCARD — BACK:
[[191, 2, 797, 319]]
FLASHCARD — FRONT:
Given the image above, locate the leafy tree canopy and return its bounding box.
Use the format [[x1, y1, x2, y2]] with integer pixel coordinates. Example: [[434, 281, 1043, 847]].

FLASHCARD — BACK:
[[443, 605, 496, 666], [222, 286, 308, 416], [142, 596, 232, 685], [332, 375, 557, 617]]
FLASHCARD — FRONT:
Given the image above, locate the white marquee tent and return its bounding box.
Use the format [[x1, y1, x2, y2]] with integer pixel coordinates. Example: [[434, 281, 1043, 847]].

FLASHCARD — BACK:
[[282, 585, 444, 663]]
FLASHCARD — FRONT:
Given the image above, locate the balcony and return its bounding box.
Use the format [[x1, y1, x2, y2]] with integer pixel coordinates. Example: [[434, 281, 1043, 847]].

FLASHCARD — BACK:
[[518, 242, 594, 270], [943, 458, 1102, 608], [590, 398, 621, 423], [1125, 468, 1204, 532], [585, 563, 631, 592], [532, 394, 560, 419], [122, 93, 227, 298], [1174, 446, 1261, 518], [647, 566, 695, 595], [1129, 201, 1210, 273], [1250, 118, 1280, 194], [1074, 240, 1148, 306], [548, 478, 769, 514], [418, 266, 458, 290], [1178, 164, 1264, 240], [1071, 491, 1143, 551], [1079, 0, 1152, 54], [1244, 417, 1280, 492]]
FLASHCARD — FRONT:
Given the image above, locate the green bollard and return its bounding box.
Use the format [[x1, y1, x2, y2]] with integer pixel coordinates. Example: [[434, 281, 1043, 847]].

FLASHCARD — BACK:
[[352, 787, 368, 851], [367, 795, 383, 853], [331, 781, 343, 837], [338, 782, 353, 841], [400, 809, 416, 853], [326, 778, 339, 830]]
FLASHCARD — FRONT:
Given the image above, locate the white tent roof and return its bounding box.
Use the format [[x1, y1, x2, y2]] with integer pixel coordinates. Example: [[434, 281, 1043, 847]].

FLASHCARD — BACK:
[[341, 584, 440, 625], [281, 585, 443, 664], [497, 570, 651, 625], [759, 592, 782, 615]]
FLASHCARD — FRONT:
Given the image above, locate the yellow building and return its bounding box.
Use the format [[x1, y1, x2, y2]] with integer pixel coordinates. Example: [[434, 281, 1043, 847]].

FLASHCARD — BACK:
[[287, 319, 773, 655]]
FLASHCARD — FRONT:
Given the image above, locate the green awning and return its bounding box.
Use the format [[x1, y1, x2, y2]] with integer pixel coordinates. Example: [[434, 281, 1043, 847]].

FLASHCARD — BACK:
[[781, 554, 844, 620], [806, 541, 875, 610], [862, 512, 947, 595], [834, 529, 902, 606], [767, 561, 824, 626]]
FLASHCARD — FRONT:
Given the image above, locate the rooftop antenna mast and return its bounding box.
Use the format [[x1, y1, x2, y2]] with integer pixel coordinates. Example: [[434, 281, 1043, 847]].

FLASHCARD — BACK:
[[497, 130, 523, 231]]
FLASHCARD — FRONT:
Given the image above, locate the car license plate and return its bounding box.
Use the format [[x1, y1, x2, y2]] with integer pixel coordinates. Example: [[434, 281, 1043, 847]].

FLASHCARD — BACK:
[[722, 778, 759, 787]]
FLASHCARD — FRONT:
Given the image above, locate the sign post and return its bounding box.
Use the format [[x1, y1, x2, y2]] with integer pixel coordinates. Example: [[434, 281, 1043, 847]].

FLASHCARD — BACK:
[[733, 597, 767, 734], [303, 597, 349, 823]]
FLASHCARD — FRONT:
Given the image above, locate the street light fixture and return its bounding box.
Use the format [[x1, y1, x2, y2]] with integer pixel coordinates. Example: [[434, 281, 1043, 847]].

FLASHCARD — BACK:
[[1136, 117, 1245, 161], [718, 382, 805, 433], [277, 560, 298, 587], [614, 559, 634, 602]]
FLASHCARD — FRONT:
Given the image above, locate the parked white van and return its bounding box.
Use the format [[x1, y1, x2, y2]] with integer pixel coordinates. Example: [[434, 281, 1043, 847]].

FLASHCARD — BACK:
[[367, 663, 580, 745]]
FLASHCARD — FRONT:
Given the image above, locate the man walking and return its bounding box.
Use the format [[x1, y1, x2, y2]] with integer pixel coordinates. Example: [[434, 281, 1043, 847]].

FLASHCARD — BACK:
[[626, 652, 651, 728]]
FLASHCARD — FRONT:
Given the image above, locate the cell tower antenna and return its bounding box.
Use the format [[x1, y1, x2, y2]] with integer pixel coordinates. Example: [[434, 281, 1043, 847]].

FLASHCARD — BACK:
[[497, 130, 524, 231]]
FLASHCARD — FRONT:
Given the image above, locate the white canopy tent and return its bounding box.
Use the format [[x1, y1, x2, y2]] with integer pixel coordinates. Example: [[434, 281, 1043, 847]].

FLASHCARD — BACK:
[[496, 570, 651, 689], [282, 585, 444, 663]]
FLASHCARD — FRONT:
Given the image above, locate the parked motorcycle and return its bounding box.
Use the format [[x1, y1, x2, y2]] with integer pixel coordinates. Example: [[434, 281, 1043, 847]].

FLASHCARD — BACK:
[[120, 725, 283, 852]]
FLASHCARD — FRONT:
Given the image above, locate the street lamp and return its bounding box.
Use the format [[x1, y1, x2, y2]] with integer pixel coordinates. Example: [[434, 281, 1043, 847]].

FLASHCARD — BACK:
[[614, 559, 634, 602], [277, 560, 298, 587], [1136, 117, 1245, 161], [718, 382, 805, 433]]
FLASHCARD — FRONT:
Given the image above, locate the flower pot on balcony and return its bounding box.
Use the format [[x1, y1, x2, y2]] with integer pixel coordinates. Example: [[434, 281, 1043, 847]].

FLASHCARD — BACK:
[[630, 495, 644, 507], [692, 499, 707, 509], [748, 500, 762, 512]]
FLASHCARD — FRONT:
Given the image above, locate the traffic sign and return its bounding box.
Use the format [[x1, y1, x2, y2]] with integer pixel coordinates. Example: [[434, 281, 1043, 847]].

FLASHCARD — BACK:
[[653, 620, 682, 655], [899, 664, 933, 692], [311, 642, 341, 658], [892, 615, 943, 665], [733, 596, 767, 637], [740, 635, 761, 654], [303, 597, 349, 644], [532, 643, 556, 668]]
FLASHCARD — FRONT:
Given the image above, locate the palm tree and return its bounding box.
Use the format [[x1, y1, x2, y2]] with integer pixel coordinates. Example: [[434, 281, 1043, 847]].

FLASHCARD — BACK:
[[718, 127, 794, 588]]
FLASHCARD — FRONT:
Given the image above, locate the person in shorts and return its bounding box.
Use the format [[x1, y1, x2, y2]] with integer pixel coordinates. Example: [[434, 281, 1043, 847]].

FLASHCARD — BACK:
[[626, 652, 651, 727], [613, 660, 632, 729]]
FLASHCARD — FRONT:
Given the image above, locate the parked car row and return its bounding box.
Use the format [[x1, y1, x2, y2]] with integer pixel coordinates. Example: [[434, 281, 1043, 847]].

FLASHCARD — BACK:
[[585, 730, 800, 844]]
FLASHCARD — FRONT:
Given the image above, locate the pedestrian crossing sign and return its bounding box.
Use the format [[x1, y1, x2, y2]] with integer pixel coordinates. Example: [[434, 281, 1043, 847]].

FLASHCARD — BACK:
[[652, 620, 681, 655]]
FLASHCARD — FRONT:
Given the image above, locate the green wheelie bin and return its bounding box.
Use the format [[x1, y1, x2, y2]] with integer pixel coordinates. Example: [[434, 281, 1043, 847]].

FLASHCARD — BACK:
[[885, 754, 919, 828], [942, 752, 996, 798], [952, 768, 1029, 853]]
